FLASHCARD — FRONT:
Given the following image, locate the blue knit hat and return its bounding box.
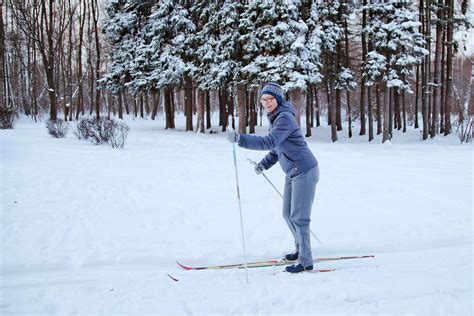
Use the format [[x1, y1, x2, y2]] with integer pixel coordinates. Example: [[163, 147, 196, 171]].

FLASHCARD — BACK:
[[261, 82, 284, 105]]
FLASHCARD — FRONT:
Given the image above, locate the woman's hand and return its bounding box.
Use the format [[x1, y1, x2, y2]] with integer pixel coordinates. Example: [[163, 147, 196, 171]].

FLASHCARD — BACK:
[[227, 131, 240, 143]]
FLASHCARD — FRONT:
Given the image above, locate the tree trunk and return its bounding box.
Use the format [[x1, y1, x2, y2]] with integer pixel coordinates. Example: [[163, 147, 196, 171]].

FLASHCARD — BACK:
[[140, 95, 144, 118], [368, 85, 374, 141], [440, 29, 446, 134], [359, 0, 367, 136], [343, 16, 352, 138], [290, 89, 302, 127], [44, 0, 58, 120], [144, 92, 150, 116], [389, 87, 393, 137], [422, 0, 431, 140], [430, 0, 443, 137], [245, 89, 249, 128], [376, 83, 382, 135], [31, 35, 38, 120], [346, 90, 352, 138], [237, 84, 246, 134], [417, 0, 425, 130], [402, 88, 407, 133], [249, 89, 256, 134], [335, 37, 343, 132], [118, 92, 123, 119], [88, 61, 94, 116], [133, 97, 137, 117], [76, 0, 86, 120], [329, 81, 338, 142], [305, 90, 312, 137], [91, 0, 101, 118], [206, 90, 211, 129], [184, 76, 193, 131], [315, 87, 320, 127], [192, 87, 196, 115], [335, 88, 342, 131], [229, 89, 235, 130], [415, 64, 420, 129], [196, 89, 205, 133], [382, 84, 391, 143], [124, 94, 130, 115], [67, 4, 73, 121], [151, 90, 159, 120], [164, 87, 174, 129], [444, 0, 453, 135], [394, 89, 402, 131], [326, 79, 331, 126], [219, 88, 228, 132], [170, 88, 176, 123]]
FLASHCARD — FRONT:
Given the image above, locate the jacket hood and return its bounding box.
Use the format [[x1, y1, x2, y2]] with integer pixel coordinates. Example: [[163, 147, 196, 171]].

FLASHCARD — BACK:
[[268, 101, 297, 122]]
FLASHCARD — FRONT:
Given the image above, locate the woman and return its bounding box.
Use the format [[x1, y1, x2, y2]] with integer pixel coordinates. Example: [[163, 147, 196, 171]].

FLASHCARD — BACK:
[[227, 82, 319, 273]]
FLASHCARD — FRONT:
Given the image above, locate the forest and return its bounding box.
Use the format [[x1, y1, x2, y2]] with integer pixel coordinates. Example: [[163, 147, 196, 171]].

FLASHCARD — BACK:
[[1, 0, 472, 143]]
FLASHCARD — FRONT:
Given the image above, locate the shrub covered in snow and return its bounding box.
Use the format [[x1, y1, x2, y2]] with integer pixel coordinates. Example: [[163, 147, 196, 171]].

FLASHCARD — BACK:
[[0, 107, 17, 129], [73, 117, 129, 148], [455, 117, 473, 144], [46, 119, 69, 138], [108, 120, 130, 149]]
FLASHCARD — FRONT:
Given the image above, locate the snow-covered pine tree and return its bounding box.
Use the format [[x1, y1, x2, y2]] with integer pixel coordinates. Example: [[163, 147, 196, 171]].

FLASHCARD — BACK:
[[239, 0, 281, 132], [363, 1, 427, 143], [194, 1, 241, 91], [304, 1, 324, 136], [314, 0, 350, 142], [240, 0, 322, 127], [101, 0, 197, 128], [100, 1, 142, 96], [191, 1, 244, 132], [187, 1, 216, 133], [339, 2, 357, 138], [144, 1, 196, 128], [277, 1, 321, 127]]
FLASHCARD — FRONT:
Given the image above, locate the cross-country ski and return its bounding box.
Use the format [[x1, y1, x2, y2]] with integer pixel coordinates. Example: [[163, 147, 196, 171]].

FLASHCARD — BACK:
[[176, 255, 375, 271]]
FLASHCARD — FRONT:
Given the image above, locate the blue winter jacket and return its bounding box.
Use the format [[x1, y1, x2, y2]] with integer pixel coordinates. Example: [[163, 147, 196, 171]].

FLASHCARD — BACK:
[[238, 101, 318, 178]]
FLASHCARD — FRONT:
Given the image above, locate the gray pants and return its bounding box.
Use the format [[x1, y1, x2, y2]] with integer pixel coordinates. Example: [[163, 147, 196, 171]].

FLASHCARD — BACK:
[[282, 165, 319, 267]]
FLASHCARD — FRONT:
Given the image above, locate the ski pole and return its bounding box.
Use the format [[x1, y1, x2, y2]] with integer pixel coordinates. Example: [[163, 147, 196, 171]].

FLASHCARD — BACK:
[[247, 159, 322, 244], [232, 132, 249, 284]]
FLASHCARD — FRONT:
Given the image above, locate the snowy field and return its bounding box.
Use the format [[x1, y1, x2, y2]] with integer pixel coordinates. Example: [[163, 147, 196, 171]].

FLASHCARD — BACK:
[[1, 114, 472, 315]]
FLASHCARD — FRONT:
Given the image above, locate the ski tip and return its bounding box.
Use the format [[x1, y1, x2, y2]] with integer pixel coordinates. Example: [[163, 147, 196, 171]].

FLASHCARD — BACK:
[[176, 261, 194, 270], [167, 274, 179, 282]]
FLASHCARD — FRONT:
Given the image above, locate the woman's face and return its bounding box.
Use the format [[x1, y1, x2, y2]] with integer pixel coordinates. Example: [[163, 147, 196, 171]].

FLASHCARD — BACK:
[[260, 94, 278, 113]]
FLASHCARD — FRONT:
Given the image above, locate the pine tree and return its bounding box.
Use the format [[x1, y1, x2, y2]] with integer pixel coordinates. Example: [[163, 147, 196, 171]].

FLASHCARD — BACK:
[[100, 2, 144, 95], [315, 1, 348, 141], [240, 0, 323, 127], [192, 1, 243, 132], [363, 1, 427, 143]]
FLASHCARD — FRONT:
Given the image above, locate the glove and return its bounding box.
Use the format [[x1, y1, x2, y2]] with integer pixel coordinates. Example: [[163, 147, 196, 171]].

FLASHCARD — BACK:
[[248, 159, 264, 175], [227, 131, 240, 143], [254, 163, 264, 175]]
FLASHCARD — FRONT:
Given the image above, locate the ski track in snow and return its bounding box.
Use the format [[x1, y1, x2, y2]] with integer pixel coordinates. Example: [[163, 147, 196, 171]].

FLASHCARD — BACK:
[[0, 115, 472, 314]]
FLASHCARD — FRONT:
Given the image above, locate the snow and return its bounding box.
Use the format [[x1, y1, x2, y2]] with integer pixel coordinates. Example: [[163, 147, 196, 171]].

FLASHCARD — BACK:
[[1, 114, 472, 314]]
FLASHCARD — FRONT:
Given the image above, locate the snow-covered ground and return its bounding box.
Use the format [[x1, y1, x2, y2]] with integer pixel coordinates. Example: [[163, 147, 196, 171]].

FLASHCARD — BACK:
[[1, 115, 472, 315]]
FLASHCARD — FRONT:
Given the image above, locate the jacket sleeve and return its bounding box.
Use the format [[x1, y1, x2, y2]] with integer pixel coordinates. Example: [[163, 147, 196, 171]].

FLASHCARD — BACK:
[[259, 150, 278, 170], [237, 113, 294, 151]]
